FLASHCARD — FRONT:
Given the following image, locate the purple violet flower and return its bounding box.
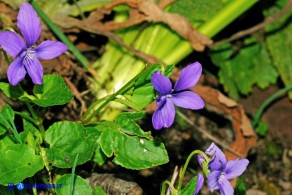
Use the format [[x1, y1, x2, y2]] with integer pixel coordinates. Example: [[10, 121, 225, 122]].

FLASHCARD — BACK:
[[150, 62, 204, 130], [204, 143, 249, 195], [0, 3, 67, 86]]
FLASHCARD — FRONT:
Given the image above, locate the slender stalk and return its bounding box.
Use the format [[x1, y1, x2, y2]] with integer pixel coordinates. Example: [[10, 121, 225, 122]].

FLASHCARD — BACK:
[[29, 0, 89, 67], [26, 103, 46, 137], [2, 50, 11, 64], [70, 153, 79, 195], [0, 112, 22, 144], [161, 180, 177, 195], [252, 85, 292, 128], [177, 150, 209, 191], [82, 64, 156, 123]]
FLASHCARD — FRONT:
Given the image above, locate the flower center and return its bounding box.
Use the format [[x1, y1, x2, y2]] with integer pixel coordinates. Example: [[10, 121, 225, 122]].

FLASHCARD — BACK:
[[218, 172, 225, 184], [25, 48, 36, 60]]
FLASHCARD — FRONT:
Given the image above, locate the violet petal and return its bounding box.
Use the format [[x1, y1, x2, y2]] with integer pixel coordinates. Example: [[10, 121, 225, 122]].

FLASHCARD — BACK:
[[7, 57, 26, 86], [174, 62, 202, 91], [172, 91, 204, 110], [207, 170, 220, 192], [23, 53, 43, 85], [0, 31, 26, 57], [152, 98, 175, 130], [197, 154, 205, 167], [218, 175, 234, 195], [35, 40, 67, 60], [194, 173, 204, 195], [225, 159, 249, 180], [17, 3, 41, 47], [206, 143, 227, 171], [151, 72, 172, 95]]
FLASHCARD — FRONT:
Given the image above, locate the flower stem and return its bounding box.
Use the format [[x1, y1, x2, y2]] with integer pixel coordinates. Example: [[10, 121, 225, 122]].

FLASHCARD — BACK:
[[70, 153, 79, 195], [81, 64, 157, 123], [29, 0, 89, 67], [252, 85, 292, 128], [177, 150, 209, 191], [0, 112, 22, 144], [26, 102, 46, 137], [2, 49, 11, 64], [161, 180, 177, 195]]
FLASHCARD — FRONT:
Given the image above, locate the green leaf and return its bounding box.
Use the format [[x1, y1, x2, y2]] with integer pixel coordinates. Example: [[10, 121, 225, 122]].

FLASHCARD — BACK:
[[180, 175, 198, 195], [235, 176, 246, 195], [93, 112, 168, 169], [129, 83, 154, 110], [211, 38, 278, 99], [0, 144, 44, 185], [56, 174, 93, 195], [0, 135, 15, 149], [86, 126, 107, 166], [0, 104, 15, 136], [45, 121, 97, 168], [93, 186, 107, 195], [170, 0, 224, 24], [115, 112, 151, 138], [32, 74, 73, 107], [266, 7, 292, 98], [135, 64, 160, 86], [0, 82, 32, 102], [164, 64, 175, 77], [100, 129, 168, 169], [124, 64, 174, 110], [19, 118, 42, 151], [252, 44, 278, 89]]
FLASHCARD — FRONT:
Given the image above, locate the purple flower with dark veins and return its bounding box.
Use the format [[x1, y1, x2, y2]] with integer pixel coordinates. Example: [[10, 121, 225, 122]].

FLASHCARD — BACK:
[[204, 143, 249, 195], [150, 62, 204, 130], [0, 3, 67, 86]]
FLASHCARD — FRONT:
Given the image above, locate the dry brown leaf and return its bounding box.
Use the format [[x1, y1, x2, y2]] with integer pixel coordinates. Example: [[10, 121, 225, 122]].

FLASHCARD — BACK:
[[218, 93, 238, 107], [84, 0, 212, 51]]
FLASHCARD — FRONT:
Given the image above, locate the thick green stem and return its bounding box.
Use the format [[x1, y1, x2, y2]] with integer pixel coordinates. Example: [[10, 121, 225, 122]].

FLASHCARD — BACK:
[[165, 0, 259, 64], [29, 0, 89, 67], [199, 0, 259, 37]]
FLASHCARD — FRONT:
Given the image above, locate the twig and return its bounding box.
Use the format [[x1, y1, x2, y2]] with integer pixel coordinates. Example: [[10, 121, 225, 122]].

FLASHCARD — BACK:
[[212, 0, 292, 47], [176, 110, 244, 158], [166, 166, 179, 195]]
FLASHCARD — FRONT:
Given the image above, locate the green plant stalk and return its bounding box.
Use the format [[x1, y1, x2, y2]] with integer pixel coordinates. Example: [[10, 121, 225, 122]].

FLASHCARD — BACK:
[[29, 0, 89, 67], [177, 150, 210, 191], [82, 64, 156, 123], [70, 153, 79, 195], [0, 112, 22, 144], [164, 0, 259, 64], [161, 180, 177, 195], [2, 49, 11, 64], [26, 103, 46, 137], [252, 85, 292, 128]]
